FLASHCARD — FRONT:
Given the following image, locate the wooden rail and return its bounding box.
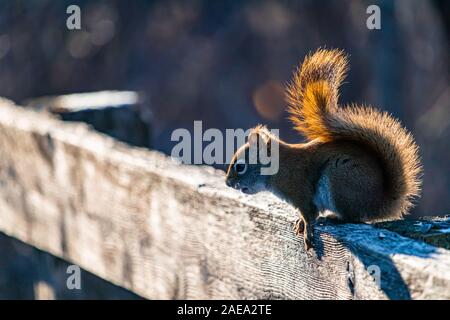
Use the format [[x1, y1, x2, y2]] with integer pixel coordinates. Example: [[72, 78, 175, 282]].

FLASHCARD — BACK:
[[0, 96, 449, 299]]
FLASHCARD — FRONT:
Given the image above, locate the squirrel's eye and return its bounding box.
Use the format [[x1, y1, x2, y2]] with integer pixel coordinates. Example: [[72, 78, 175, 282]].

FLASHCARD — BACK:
[[234, 160, 247, 175]]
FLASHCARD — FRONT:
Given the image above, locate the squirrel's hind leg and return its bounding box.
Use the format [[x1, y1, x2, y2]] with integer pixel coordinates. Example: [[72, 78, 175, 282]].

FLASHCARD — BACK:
[[316, 213, 345, 225]]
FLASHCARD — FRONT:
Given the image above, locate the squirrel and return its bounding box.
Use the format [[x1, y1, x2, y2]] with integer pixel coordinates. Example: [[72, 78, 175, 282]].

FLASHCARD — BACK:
[[225, 49, 422, 251]]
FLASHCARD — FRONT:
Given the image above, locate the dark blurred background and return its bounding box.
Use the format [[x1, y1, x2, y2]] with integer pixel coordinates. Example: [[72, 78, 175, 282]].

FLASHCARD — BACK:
[[0, 0, 448, 219]]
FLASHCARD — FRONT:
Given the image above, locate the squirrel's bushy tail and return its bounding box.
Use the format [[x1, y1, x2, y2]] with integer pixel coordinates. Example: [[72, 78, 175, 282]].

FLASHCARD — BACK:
[[286, 49, 422, 219]]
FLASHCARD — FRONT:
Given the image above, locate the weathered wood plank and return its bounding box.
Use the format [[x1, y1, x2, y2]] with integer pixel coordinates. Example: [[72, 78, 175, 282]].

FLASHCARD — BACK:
[[377, 216, 450, 250], [0, 232, 143, 299], [24, 91, 153, 149], [0, 98, 449, 299]]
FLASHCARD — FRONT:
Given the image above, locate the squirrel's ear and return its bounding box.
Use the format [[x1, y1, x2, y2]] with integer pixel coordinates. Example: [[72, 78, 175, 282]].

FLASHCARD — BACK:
[[248, 126, 273, 160], [248, 126, 271, 145], [248, 130, 259, 145]]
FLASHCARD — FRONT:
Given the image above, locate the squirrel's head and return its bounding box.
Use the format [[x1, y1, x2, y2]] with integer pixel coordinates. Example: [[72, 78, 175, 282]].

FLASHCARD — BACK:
[[225, 125, 275, 194]]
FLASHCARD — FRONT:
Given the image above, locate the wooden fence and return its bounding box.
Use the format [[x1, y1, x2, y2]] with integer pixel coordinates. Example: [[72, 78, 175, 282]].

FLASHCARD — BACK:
[[0, 95, 449, 299]]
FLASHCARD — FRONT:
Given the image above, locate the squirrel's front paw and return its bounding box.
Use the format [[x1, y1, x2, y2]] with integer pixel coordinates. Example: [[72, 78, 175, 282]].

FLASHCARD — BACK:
[[303, 225, 315, 251], [303, 235, 314, 251], [293, 218, 305, 236], [293, 218, 314, 251]]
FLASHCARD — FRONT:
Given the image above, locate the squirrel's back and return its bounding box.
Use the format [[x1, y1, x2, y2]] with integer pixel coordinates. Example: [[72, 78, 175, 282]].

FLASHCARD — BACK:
[[286, 49, 422, 219]]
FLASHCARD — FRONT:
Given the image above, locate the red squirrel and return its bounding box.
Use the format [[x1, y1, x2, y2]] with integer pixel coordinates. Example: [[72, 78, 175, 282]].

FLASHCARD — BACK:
[[225, 49, 422, 250]]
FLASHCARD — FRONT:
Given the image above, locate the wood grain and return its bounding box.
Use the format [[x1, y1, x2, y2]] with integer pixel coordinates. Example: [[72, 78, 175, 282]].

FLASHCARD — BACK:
[[0, 98, 449, 299]]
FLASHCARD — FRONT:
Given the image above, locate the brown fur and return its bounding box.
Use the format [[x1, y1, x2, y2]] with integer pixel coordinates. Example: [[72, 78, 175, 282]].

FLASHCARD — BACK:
[[226, 49, 423, 250]]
